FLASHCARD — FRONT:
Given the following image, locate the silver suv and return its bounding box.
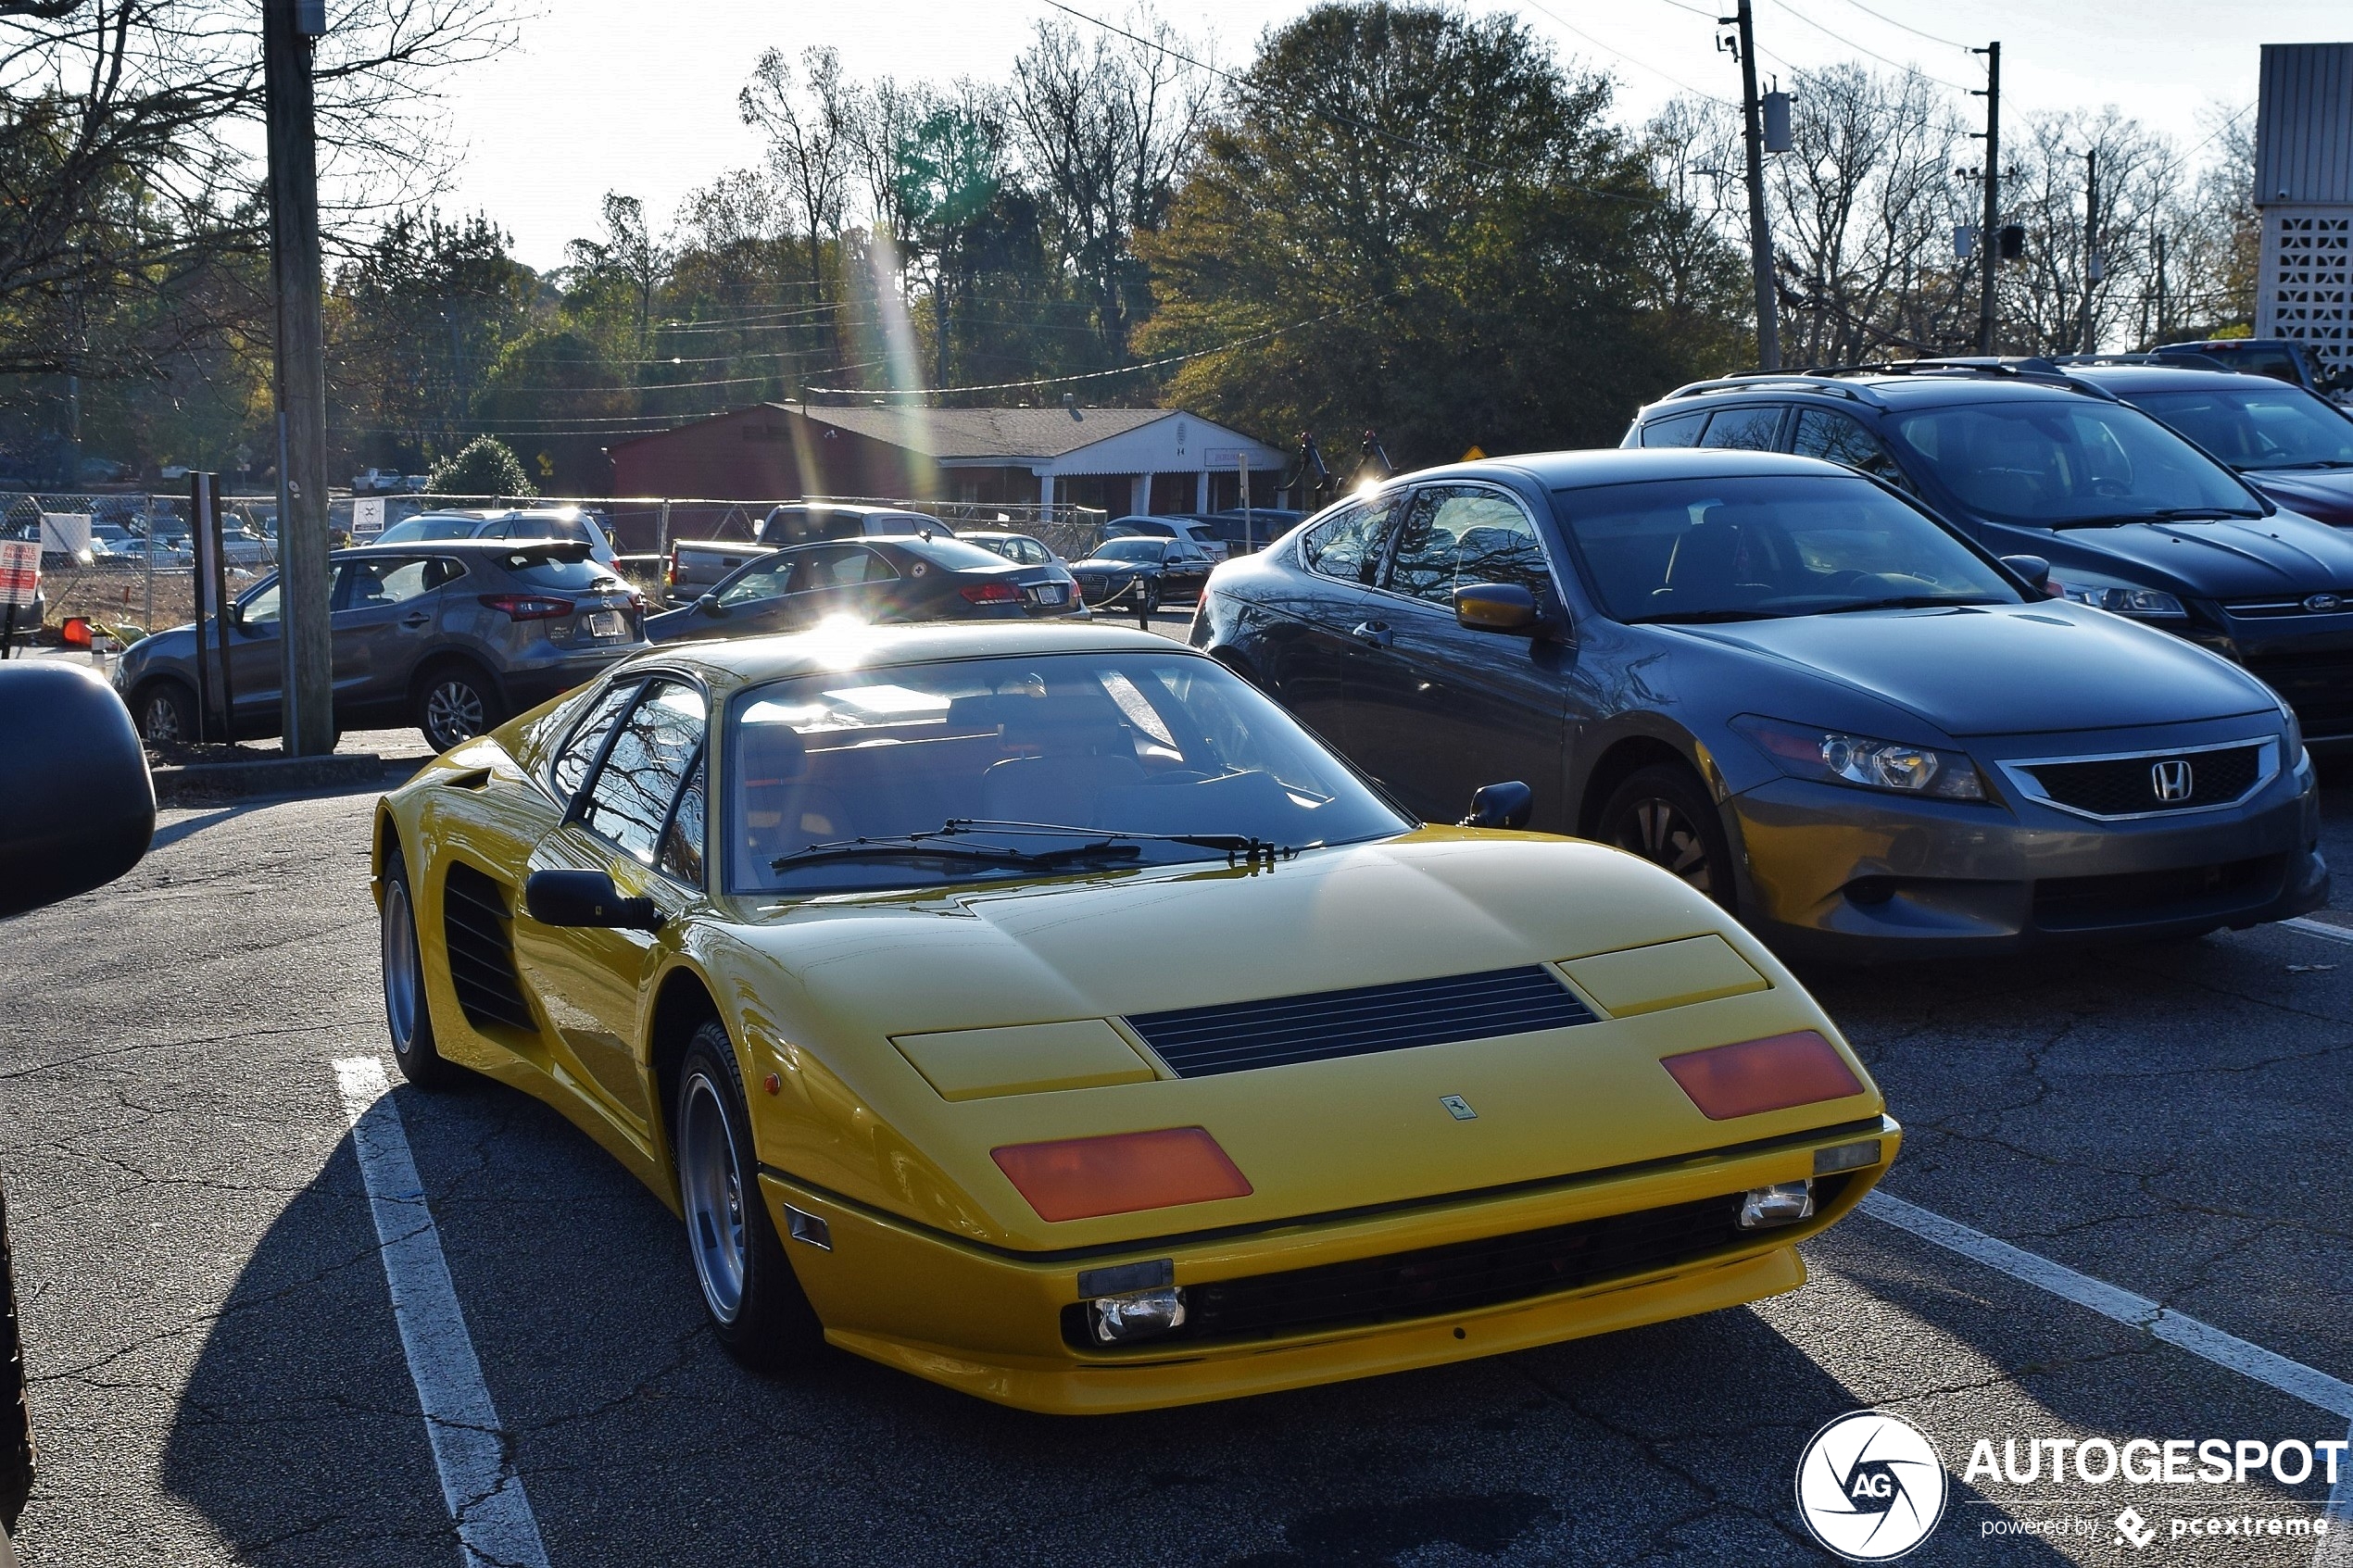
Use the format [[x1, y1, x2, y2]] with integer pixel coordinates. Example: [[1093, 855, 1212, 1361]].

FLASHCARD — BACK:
[[114, 540, 648, 751]]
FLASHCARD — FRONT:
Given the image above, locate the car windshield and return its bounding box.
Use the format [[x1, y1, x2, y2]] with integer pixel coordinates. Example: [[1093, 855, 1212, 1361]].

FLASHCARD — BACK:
[[727, 652, 1406, 894], [896, 533, 1011, 570], [1096, 539, 1166, 561], [2125, 383, 2353, 470], [1555, 474, 2022, 623], [504, 555, 620, 590], [377, 515, 485, 543], [1888, 400, 2259, 526]]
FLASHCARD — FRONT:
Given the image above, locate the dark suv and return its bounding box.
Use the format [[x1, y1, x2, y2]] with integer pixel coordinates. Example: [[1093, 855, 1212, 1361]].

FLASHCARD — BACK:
[[1625, 365, 2353, 746], [114, 540, 649, 750]]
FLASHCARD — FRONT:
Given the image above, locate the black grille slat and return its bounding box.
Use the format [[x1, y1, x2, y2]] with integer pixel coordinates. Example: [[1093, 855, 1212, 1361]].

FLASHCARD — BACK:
[[1063, 1191, 1770, 1351], [2245, 652, 2353, 734], [2032, 854, 2287, 931], [1127, 965, 1594, 1077], [441, 863, 535, 1034], [2021, 745, 2264, 817]]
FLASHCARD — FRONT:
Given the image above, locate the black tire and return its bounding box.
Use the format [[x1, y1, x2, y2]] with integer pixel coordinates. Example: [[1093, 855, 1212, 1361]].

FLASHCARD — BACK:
[[1, 1180, 31, 1538], [673, 1021, 823, 1372], [380, 847, 460, 1090], [132, 679, 197, 746], [1597, 763, 1738, 911], [412, 661, 503, 754]]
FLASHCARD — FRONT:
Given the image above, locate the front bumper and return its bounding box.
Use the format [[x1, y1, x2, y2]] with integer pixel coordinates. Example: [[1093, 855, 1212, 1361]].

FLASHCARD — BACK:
[[1729, 747, 2325, 960], [756, 1115, 1897, 1414]]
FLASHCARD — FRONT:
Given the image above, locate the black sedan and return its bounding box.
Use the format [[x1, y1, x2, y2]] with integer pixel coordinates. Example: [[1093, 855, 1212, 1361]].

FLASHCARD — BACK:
[[1193, 448, 2324, 960], [1066, 536, 1215, 612], [647, 531, 1081, 644], [2066, 361, 2353, 527]]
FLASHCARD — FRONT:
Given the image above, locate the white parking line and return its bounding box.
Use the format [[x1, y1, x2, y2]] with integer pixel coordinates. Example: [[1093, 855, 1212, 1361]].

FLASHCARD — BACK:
[[333, 1058, 551, 1568], [2283, 916, 2353, 947]]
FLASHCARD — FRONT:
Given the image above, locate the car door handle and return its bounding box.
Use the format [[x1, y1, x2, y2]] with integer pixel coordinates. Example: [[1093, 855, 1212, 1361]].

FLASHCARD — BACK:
[[400, 612, 431, 628], [1350, 621, 1393, 647]]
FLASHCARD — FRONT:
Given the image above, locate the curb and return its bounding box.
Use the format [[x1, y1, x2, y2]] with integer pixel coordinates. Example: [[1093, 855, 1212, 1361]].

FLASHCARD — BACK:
[[152, 753, 422, 806]]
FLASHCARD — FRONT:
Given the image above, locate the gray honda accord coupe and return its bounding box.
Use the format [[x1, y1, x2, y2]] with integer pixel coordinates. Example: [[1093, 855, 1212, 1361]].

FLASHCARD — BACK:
[[1192, 448, 2326, 960], [114, 539, 648, 751]]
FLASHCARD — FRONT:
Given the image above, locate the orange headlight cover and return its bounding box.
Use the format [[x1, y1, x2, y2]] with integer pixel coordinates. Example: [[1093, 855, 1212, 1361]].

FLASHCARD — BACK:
[[1660, 1030, 1864, 1120], [991, 1126, 1252, 1223]]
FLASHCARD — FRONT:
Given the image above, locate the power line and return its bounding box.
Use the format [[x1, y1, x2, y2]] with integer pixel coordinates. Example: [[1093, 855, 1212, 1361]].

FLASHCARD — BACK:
[[1763, 0, 1974, 93], [1516, 1, 1736, 107], [1819, 0, 1970, 51]]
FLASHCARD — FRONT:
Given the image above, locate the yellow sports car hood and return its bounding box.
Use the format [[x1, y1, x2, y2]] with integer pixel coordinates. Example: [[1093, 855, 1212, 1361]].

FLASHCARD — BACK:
[[718, 828, 1880, 1251]]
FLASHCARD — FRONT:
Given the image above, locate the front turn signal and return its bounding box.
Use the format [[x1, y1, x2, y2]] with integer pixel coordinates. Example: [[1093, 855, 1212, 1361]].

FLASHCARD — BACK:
[[992, 1127, 1252, 1222], [1660, 1030, 1864, 1120]]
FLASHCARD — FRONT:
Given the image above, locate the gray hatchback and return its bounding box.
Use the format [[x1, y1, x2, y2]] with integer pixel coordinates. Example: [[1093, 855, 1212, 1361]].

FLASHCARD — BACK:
[[114, 540, 648, 751]]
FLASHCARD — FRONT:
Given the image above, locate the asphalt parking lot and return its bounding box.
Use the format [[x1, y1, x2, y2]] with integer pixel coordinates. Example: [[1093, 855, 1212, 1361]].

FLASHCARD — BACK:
[[4, 721, 2352, 1563]]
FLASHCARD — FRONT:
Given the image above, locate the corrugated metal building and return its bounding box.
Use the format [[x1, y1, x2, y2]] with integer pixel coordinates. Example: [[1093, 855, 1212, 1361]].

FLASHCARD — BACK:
[[608, 403, 1289, 514], [2255, 43, 2353, 378]]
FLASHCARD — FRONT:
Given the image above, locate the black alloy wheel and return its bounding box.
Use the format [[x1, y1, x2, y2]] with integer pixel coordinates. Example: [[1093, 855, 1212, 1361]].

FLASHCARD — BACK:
[[414, 664, 501, 753], [380, 847, 459, 1089], [134, 681, 197, 745], [1598, 763, 1737, 910]]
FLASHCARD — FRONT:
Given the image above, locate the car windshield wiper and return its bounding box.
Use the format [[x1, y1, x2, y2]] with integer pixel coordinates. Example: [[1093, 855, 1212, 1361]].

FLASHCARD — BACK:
[[1627, 608, 1782, 624], [769, 834, 1145, 874], [2053, 507, 2264, 528], [944, 819, 1295, 862], [2256, 458, 2353, 470], [1815, 595, 2007, 615]]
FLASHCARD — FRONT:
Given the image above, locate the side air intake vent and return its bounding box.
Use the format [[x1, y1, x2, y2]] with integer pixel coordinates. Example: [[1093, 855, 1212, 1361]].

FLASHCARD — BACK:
[[440, 862, 535, 1034], [1126, 965, 1595, 1078]]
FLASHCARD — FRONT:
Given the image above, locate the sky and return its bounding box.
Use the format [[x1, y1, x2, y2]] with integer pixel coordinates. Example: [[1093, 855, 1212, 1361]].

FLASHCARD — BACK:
[[434, 0, 2353, 271]]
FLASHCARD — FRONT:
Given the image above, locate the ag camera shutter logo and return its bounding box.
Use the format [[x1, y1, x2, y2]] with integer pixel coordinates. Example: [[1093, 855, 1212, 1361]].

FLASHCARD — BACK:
[[1795, 1410, 1949, 1561]]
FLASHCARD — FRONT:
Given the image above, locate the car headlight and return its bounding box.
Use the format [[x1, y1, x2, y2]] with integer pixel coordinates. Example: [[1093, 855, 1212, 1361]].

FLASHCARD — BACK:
[[2052, 578, 2187, 619], [1733, 714, 1986, 800]]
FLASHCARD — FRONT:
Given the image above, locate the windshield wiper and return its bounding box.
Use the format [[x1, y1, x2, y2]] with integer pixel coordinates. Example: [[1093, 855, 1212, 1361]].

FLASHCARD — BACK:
[[2053, 507, 2264, 529], [770, 834, 1142, 874], [944, 819, 1295, 863], [2256, 458, 2353, 470], [1628, 608, 1781, 624], [1816, 596, 2007, 615]]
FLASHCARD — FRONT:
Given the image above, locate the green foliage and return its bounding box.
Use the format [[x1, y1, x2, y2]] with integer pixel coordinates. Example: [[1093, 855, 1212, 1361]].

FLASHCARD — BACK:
[[427, 435, 535, 497], [1139, 2, 1719, 470]]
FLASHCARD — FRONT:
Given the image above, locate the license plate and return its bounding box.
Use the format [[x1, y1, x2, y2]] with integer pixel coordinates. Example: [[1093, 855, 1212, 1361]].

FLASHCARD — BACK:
[[587, 609, 627, 638], [1030, 583, 1068, 605]]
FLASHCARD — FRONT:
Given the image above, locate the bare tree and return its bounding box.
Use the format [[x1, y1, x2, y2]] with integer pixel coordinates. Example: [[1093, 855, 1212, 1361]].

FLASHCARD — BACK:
[[0, 0, 513, 380], [1008, 9, 1209, 363], [2150, 106, 2256, 340], [739, 45, 853, 307], [2000, 108, 2180, 354], [564, 193, 670, 358]]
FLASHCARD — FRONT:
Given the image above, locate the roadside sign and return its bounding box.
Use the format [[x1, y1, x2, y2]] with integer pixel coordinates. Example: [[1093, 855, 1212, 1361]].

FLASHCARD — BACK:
[[0, 540, 37, 608], [38, 511, 91, 562], [352, 495, 384, 538]]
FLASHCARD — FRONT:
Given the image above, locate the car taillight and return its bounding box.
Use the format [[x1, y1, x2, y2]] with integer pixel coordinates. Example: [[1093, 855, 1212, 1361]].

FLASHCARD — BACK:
[[991, 1127, 1252, 1222], [479, 594, 573, 621], [960, 581, 1023, 604], [1660, 1030, 1864, 1120]]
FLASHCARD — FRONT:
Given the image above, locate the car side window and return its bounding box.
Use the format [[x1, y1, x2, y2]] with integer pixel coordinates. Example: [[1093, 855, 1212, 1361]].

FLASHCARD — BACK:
[[333, 557, 440, 610], [1641, 410, 1708, 447], [793, 543, 899, 588], [1793, 408, 1917, 494], [1699, 406, 1784, 450], [1382, 486, 1554, 606], [659, 748, 707, 886], [1300, 496, 1398, 583], [579, 680, 709, 864], [549, 682, 639, 803], [716, 557, 797, 608]]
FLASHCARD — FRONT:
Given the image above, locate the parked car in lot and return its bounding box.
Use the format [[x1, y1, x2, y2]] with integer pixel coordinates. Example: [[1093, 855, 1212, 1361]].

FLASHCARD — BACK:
[[372, 506, 618, 567], [2062, 361, 2353, 526], [115, 540, 648, 750], [2152, 337, 2345, 398], [961, 529, 1062, 567], [756, 501, 942, 546], [371, 620, 1897, 1409], [0, 660, 156, 1563], [1194, 448, 2325, 960], [1189, 507, 1306, 555], [1104, 514, 1228, 561], [648, 533, 1082, 644], [1067, 536, 1216, 611], [1627, 364, 2353, 749]]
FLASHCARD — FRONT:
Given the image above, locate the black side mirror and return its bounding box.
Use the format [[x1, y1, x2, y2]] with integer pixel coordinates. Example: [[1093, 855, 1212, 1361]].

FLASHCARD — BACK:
[[1453, 583, 1541, 635], [1460, 780, 1534, 830], [695, 593, 727, 618], [0, 664, 156, 917], [2000, 554, 2053, 595], [524, 869, 663, 932]]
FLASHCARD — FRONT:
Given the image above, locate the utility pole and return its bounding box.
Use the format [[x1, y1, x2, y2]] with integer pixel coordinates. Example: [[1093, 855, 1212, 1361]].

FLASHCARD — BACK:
[[1971, 43, 2000, 354], [1723, 1, 1779, 370], [2080, 148, 2100, 356], [263, 0, 335, 755]]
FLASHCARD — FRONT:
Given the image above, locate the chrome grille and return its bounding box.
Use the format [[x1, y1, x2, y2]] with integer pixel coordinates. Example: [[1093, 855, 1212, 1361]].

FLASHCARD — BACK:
[[2001, 738, 2277, 820]]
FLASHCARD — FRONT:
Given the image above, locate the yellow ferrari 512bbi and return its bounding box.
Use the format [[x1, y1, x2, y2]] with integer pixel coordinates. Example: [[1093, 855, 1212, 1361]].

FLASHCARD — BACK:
[[371, 621, 1898, 1413]]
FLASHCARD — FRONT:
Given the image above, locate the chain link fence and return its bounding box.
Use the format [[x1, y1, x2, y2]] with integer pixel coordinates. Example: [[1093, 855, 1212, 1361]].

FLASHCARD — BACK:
[[6, 488, 1117, 636]]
